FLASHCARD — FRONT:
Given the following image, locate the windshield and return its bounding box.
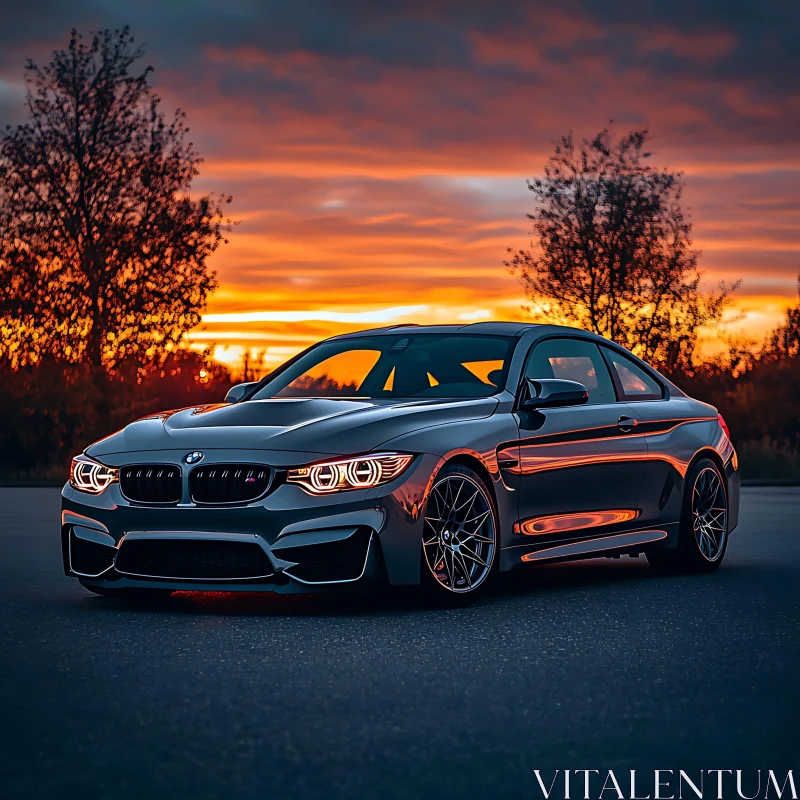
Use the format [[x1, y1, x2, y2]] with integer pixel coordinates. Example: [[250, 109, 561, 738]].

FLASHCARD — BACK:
[[250, 334, 517, 400]]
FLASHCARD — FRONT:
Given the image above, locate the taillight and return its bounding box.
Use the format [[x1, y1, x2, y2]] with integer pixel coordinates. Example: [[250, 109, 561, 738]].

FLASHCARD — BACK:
[[717, 413, 731, 441]]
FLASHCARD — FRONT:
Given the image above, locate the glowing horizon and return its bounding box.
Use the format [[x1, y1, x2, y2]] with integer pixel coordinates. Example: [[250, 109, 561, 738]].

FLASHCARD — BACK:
[[190, 292, 797, 371], [2, 4, 798, 372]]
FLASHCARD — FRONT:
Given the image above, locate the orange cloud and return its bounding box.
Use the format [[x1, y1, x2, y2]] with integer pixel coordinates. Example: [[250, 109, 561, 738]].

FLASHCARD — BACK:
[[9, 6, 796, 372]]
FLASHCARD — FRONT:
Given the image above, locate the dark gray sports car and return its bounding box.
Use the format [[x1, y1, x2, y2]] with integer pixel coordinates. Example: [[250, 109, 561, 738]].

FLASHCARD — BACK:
[[62, 322, 739, 599]]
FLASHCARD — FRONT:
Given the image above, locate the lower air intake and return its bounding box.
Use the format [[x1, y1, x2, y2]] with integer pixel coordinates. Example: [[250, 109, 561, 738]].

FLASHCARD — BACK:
[[280, 528, 373, 583], [115, 538, 274, 580], [69, 530, 116, 576]]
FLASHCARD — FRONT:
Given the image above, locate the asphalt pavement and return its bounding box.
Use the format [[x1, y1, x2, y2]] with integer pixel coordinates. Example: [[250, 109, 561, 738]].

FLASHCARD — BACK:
[[1, 487, 798, 799]]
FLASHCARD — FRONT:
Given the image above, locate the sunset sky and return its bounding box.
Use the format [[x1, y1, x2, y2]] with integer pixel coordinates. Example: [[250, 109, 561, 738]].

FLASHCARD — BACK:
[[2, 1, 799, 370]]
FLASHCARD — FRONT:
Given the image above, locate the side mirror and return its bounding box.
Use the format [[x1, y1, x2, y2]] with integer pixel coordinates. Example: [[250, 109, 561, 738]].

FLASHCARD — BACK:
[[224, 382, 257, 404], [521, 378, 589, 410]]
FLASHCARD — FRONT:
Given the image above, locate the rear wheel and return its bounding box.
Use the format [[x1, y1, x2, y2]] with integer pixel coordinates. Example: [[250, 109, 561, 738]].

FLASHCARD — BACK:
[[421, 465, 499, 601], [647, 457, 728, 574]]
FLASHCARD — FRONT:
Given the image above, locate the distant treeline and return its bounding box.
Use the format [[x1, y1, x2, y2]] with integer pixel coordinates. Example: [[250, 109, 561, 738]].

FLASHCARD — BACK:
[[0, 351, 233, 481], [673, 356, 800, 480], [1, 343, 799, 482]]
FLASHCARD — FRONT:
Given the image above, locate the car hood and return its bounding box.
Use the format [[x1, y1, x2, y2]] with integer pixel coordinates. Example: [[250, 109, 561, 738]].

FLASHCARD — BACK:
[[86, 396, 499, 458]]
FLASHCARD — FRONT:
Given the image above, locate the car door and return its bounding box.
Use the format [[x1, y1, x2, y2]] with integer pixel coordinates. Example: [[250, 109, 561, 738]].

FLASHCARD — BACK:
[[598, 345, 713, 532], [514, 336, 648, 545]]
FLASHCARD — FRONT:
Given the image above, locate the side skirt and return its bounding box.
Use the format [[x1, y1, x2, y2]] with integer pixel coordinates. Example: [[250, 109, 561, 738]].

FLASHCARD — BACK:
[[500, 527, 674, 570]]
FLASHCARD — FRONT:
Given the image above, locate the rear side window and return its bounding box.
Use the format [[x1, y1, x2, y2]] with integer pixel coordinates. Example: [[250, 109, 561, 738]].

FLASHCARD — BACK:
[[602, 348, 664, 401], [524, 338, 616, 405]]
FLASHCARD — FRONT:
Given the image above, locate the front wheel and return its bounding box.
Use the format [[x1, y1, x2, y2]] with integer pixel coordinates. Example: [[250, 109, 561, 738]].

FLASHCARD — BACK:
[[647, 457, 729, 574], [421, 464, 499, 601]]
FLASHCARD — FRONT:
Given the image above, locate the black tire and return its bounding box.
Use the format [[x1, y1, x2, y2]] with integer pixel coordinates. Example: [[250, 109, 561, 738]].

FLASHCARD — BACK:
[[647, 457, 729, 574], [419, 464, 500, 603]]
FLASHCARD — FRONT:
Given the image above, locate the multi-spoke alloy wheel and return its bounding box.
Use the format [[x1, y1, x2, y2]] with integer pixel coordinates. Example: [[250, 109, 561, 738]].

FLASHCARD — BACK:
[[646, 457, 729, 574], [423, 469, 497, 594], [692, 466, 728, 562]]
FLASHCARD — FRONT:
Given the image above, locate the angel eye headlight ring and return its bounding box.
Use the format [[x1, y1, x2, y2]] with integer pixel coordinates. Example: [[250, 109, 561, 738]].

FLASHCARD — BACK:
[[346, 458, 382, 488], [287, 453, 414, 495], [69, 455, 119, 495], [310, 463, 339, 493]]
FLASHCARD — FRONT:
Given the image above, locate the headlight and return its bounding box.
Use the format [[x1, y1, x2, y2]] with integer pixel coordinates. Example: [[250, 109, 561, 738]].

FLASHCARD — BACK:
[[287, 453, 414, 495], [69, 455, 118, 495]]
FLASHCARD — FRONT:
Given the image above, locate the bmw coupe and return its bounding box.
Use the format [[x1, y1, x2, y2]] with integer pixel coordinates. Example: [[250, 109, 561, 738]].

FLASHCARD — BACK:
[[62, 322, 739, 599]]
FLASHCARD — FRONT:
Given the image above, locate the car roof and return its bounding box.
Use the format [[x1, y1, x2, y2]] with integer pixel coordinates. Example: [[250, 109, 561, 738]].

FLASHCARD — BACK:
[[249, 320, 686, 399], [327, 322, 681, 387], [327, 321, 632, 341], [330, 321, 539, 339]]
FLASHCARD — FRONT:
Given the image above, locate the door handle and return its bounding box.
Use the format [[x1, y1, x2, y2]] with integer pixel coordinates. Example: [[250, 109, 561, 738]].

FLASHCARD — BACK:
[[618, 415, 638, 432]]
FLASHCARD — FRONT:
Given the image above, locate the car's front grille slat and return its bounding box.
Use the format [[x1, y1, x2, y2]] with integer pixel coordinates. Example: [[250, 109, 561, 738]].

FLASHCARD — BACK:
[[120, 465, 181, 504], [190, 463, 271, 505]]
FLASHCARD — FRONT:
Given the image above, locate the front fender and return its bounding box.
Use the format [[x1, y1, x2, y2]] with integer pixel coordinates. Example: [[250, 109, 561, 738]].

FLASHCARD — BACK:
[[377, 413, 521, 550]]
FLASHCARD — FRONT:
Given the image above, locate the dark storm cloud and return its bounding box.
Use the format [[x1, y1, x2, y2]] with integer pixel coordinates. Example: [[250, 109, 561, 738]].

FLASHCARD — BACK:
[[1, 1, 796, 75]]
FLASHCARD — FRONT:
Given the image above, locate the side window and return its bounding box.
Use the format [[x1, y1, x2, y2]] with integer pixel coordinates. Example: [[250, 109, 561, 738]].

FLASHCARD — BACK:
[[602, 348, 663, 401], [524, 338, 616, 405]]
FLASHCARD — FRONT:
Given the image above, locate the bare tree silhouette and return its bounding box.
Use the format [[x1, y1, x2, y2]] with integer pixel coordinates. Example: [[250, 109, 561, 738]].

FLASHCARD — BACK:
[[764, 270, 800, 361], [506, 128, 739, 371], [0, 27, 232, 370]]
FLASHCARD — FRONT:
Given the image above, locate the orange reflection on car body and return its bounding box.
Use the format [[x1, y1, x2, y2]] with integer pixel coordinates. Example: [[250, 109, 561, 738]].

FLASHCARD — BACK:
[[517, 449, 693, 478], [517, 508, 639, 536]]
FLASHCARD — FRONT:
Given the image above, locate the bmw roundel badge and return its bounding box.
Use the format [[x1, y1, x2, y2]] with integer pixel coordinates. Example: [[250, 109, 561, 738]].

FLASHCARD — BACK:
[[184, 451, 204, 465]]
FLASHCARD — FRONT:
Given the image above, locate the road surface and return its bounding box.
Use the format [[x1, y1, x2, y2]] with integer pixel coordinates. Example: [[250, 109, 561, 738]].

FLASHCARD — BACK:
[[1, 487, 798, 799]]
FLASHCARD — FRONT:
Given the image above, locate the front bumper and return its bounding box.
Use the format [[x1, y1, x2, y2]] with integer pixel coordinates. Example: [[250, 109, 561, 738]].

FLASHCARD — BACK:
[[62, 451, 439, 593]]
